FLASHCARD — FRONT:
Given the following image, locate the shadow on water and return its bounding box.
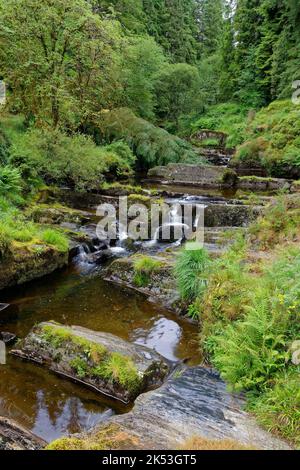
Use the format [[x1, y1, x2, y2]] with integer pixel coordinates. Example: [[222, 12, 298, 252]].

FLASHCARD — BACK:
[[0, 263, 201, 442]]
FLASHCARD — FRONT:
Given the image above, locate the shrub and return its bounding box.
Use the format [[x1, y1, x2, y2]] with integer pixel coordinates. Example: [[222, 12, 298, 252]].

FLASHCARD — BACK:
[[233, 137, 269, 168], [41, 229, 69, 252], [10, 128, 135, 191], [174, 248, 210, 302], [248, 195, 300, 250], [191, 102, 249, 148]]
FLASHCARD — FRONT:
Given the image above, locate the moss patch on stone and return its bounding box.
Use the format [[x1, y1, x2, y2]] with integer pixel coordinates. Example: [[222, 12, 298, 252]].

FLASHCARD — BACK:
[[39, 324, 142, 395], [46, 424, 140, 451]]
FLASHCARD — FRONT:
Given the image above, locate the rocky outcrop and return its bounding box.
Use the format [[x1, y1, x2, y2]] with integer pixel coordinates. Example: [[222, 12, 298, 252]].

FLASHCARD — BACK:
[[147, 164, 292, 192], [191, 130, 228, 147], [0, 245, 68, 291], [12, 322, 171, 404], [48, 367, 291, 450], [0, 417, 45, 450], [237, 176, 292, 191], [205, 204, 262, 227], [29, 204, 92, 225], [104, 255, 181, 313], [148, 164, 227, 188]]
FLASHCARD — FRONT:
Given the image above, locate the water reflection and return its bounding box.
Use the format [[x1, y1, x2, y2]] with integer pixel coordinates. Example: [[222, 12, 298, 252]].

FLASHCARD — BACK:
[[0, 266, 200, 442]]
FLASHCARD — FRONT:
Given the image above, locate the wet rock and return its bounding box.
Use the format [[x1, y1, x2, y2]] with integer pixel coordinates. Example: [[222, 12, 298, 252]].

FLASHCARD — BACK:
[[0, 332, 17, 345], [57, 367, 291, 450], [0, 417, 45, 450], [104, 255, 181, 314], [205, 204, 262, 227], [12, 322, 171, 404], [0, 246, 68, 292], [237, 177, 291, 191]]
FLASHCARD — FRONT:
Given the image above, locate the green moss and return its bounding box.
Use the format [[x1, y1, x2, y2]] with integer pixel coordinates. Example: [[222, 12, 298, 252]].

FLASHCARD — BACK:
[[239, 176, 274, 182], [46, 424, 137, 451], [39, 324, 142, 394], [41, 229, 69, 252]]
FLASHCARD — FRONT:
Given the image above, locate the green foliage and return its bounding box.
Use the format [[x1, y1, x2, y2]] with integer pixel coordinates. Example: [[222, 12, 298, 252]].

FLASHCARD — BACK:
[[211, 289, 290, 391], [122, 36, 166, 120], [41, 229, 69, 253], [174, 248, 210, 302], [154, 63, 203, 132], [0, 166, 22, 202], [101, 108, 200, 169], [0, 0, 122, 129], [9, 128, 135, 190], [248, 371, 300, 447], [133, 256, 162, 288], [249, 195, 300, 250], [191, 103, 249, 148], [143, 0, 199, 64], [231, 100, 300, 177], [199, 236, 300, 445]]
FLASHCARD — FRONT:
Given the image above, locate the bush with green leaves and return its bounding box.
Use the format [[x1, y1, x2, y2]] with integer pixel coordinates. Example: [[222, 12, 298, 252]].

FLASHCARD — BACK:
[[9, 128, 135, 190], [203, 247, 299, 395], [191, 102, 250, 148]]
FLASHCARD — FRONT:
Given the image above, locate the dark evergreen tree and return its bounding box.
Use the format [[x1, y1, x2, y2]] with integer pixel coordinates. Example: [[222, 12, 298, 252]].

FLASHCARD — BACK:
[[143, 0, 199, 64], [194, 0, 224, 58]]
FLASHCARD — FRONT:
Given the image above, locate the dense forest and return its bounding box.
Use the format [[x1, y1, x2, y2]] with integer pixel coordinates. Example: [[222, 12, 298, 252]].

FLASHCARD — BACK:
[[0, 0, 299, 452]]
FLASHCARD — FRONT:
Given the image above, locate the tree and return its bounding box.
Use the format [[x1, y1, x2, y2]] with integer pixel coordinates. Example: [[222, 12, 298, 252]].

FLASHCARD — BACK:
[[154, 63, 203, 132], [0, 0, 122, 129], [143, 0, 199, 64], [92, 0, 145, 33], [194, 0, 224, 58], [121, 36, 165, 120]]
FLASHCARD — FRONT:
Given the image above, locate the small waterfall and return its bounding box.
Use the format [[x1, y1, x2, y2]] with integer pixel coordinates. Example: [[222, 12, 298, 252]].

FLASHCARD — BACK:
[[77, 243, 93, 264], [146, 204, 189, 247]]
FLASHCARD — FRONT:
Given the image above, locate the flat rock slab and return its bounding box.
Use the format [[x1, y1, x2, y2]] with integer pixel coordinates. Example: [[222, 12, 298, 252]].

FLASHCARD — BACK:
[[0, 417, 45, 450], [75, 367, 291, 450], [12, 322, 171, 404]]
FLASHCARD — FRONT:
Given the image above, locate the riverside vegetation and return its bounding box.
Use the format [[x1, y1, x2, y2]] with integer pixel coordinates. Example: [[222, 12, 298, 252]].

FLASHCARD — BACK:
[[174, 195, 300, 447], [0, 0, 300, 451]]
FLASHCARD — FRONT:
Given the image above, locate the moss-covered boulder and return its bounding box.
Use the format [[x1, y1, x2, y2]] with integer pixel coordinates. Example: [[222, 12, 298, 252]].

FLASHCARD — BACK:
[[12, 322, 171, 404], [0, 244, 68, 291], [104, 254, 181, 313]]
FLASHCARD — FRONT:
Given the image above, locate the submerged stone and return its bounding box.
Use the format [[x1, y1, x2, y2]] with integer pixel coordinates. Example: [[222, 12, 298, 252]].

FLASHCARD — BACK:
[[12, 322, 171, 404]]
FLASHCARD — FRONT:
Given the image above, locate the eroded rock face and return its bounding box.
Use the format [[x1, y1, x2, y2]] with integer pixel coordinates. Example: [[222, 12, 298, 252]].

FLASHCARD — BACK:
[[56, 367, 290, 450], [12, 322, 171, 404], [0, 417, 45, 450], [0, 246, 68, 291]]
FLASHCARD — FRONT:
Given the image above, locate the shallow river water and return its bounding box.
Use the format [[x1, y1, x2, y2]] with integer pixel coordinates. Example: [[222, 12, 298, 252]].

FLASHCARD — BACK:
[[0, 262, 200, 443]]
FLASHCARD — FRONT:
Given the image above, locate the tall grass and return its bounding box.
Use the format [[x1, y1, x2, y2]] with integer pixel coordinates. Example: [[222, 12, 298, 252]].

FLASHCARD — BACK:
[[174, 248, 210, 302]]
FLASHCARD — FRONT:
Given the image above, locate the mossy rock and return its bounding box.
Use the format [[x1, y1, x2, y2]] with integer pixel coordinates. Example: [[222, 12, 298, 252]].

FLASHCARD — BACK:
[[12, 322, 171, 404]]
